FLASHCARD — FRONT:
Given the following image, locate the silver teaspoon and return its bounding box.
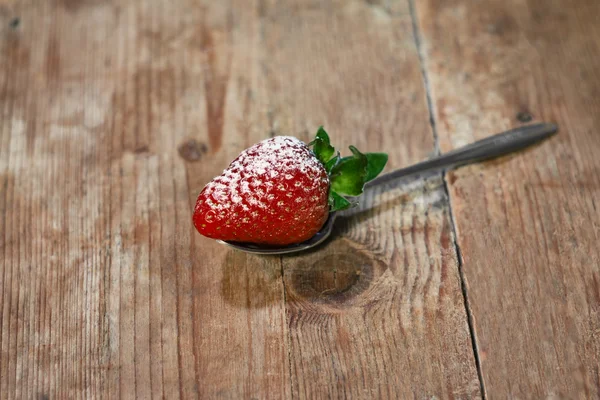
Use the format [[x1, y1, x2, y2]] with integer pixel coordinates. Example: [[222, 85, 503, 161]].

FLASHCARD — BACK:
[[218, 122, 558, 255]]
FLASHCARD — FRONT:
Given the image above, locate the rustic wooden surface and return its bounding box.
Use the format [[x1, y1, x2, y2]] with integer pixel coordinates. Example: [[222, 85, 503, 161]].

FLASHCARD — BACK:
[[416, 0, 600, 397], [0, 0, 598, 398]]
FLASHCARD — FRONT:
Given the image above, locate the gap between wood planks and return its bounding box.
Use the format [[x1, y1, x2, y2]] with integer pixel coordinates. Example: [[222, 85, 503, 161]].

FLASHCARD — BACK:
[[407, 0, 487, 397], [265, 0, 485, 396]]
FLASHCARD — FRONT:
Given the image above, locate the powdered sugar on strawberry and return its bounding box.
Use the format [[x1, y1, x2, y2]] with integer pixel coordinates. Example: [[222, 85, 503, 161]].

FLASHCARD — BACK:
[[200, 136, 325, 214], [193, 136, 330, 245]]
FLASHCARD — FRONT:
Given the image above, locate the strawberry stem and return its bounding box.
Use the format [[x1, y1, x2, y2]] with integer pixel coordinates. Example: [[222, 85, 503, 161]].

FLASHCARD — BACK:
[[308, 127, 388, 212]]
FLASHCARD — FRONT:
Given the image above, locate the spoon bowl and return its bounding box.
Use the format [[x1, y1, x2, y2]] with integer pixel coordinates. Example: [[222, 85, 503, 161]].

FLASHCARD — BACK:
[[219, 122, 558, 255]]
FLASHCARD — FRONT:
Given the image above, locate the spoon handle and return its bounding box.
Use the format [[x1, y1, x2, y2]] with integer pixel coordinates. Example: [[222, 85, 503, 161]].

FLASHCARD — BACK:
[[365, 122, 558, 189]]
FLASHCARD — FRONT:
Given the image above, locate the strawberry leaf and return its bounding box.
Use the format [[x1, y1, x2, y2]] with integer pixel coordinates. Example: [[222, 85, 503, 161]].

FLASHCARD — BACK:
[[329, 191, 353, 211], [338, 152, 388, 182], [365, 153, 388, 181], [313, 127, 388, 212], [312, 126, 335, 165], [324, 152, 340, 173], [330, 145, 368, 196]]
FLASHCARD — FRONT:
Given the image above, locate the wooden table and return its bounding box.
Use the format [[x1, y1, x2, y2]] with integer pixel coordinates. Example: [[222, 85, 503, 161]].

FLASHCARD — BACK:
[[1, 0, 599, 398]]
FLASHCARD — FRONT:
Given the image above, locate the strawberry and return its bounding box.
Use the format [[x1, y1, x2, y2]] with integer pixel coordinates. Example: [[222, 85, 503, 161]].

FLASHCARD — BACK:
[[193, 127, 388, 246]]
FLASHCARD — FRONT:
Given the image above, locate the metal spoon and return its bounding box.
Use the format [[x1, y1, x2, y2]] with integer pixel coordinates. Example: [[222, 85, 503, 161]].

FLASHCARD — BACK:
[[218, 122, 558, 255]]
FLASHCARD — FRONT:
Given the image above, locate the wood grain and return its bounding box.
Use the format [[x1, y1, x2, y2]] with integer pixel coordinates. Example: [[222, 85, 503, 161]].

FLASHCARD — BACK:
[[282, 177, 481, 398], [0, 0, 485, 398], [261, 1, 479, 398], [416, 0, 600, 396], [1, 0, 291, 398]]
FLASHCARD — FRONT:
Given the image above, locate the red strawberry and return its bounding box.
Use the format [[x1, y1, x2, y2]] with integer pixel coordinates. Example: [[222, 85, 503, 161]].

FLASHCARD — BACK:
[[193, 136, 330, 245], [193, 127, 388, 246]]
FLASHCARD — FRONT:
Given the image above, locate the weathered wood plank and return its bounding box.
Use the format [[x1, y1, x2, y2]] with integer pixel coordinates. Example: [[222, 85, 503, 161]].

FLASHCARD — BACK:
[[260, 0, 480, 397], [417, 0, 600, 396], [1, 0, 291, 398], [0, 0, 489, 398]]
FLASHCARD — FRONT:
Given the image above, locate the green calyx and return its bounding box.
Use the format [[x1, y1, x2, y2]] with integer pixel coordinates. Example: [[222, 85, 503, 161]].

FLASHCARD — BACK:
[[308, 126, 388, 212]]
